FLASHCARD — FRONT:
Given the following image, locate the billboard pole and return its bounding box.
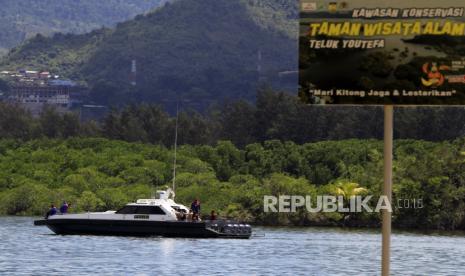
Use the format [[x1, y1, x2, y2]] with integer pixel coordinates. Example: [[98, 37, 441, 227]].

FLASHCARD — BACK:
[[382, 105, 393, 276]]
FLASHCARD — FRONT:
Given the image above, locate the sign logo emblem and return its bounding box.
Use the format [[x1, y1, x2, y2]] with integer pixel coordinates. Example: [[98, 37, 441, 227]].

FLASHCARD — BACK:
[[421, 62, 450, 87], [328, 2, 338, 13], [301, 2, 317, 12]]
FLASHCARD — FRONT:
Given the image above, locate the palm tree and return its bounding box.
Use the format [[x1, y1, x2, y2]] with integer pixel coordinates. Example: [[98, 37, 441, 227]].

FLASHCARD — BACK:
[[331, 180, 368, 225], [333, 180, 368, 199]]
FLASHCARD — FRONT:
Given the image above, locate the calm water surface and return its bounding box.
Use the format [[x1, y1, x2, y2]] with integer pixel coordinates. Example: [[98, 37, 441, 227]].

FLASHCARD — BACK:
[[1, 217, 465, 275]]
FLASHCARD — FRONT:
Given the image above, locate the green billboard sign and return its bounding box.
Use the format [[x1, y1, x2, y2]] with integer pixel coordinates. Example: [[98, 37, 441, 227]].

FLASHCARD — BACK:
[[299, 0, 465, 105]]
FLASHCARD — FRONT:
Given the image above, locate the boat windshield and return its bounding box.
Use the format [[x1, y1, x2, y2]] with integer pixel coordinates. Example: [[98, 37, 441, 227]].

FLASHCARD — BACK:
[[171, 206, 187, 213], [116, 205, 166, 215]]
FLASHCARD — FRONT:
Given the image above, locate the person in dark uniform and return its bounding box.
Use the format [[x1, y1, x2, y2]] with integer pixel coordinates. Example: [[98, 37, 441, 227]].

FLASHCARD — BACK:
[[191, 199, 200, 221], [45, 204, 57, 219], [60, 201, 69, 214]]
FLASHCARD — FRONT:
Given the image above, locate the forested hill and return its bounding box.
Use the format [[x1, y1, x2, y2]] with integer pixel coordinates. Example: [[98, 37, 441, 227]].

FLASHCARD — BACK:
[[0, 0, 298, 108], [0, 0, 166, 55]]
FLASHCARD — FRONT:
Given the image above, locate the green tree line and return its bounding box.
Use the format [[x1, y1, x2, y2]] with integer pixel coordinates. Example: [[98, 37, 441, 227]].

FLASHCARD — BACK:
[[1, 90, 465, 146], [0, 137, 465, 230]]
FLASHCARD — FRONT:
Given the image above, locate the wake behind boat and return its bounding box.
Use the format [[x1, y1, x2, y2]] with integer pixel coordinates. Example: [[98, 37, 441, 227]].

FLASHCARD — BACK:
[[34, 189, 252, 239]]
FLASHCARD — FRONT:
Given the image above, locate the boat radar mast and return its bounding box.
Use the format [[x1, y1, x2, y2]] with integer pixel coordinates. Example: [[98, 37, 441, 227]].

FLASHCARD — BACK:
[[171, 103, 179, 199]]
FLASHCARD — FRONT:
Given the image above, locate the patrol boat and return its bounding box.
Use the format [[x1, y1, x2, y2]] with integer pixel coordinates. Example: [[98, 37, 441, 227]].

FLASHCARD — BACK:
[[34, 189, 252, 238], [35, 108, 251, 238]]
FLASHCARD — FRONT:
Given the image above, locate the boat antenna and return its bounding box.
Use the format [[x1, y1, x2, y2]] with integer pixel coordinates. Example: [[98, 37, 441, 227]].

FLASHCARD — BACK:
[[171, 102, 179, 199]]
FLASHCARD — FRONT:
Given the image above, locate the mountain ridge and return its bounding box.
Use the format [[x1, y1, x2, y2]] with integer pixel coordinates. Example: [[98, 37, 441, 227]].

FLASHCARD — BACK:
[[0, 0, 167, 55], [0, 0, 298, 109]]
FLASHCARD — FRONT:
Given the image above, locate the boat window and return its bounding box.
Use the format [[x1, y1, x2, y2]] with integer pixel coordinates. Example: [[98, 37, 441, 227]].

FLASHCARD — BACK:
[[135, 206, 166, 215], [172, 206, 187, 213], [116, 206, 138, 214]]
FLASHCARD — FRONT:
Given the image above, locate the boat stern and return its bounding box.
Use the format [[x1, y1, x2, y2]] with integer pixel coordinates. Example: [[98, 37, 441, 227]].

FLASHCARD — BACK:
[[206, 220, 252, 239]]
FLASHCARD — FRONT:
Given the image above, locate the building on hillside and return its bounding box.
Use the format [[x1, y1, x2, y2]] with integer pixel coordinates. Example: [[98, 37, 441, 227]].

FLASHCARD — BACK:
[[8, 84, 71, 115], [39, 72, 50, 79], [25, 70, 39, 78], [0, 68, 88, 116]]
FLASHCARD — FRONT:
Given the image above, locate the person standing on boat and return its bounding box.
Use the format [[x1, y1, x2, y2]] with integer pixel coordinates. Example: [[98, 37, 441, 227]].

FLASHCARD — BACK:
[[60, 201, 69, 214], [191, 199, 201, 221]]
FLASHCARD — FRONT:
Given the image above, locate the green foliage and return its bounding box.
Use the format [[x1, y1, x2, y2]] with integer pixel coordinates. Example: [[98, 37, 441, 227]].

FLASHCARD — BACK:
[[0, 184, 53, 215], [0, 137, 464, 230], [97, 188, 129, 210], [77, 191, 103, 212], [241, 0, 297, 39]]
